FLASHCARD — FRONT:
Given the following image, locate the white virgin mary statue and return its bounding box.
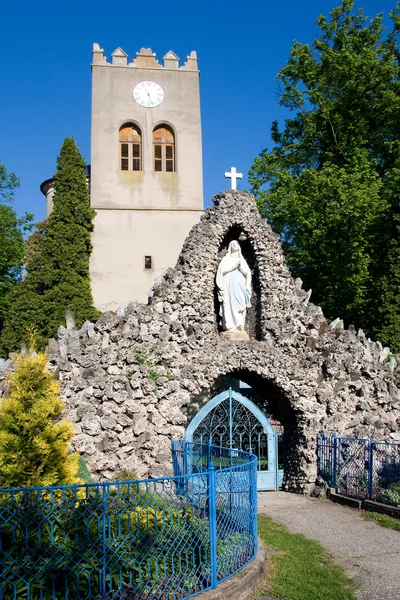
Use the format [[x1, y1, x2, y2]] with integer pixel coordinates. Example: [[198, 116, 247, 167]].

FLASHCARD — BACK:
[[216, 240, 252, 332]]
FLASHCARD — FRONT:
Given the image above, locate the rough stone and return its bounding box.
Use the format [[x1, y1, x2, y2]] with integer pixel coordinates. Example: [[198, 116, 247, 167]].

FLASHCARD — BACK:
[[2, 191, 398, 489]]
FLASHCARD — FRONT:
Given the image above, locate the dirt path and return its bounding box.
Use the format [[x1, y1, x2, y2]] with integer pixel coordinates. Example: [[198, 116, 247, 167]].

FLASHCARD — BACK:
[[258, 492, 400, 600]]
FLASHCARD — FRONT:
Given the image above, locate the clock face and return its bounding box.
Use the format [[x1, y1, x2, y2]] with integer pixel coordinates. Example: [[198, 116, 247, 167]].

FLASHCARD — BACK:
[[133, 81, 164, 108]]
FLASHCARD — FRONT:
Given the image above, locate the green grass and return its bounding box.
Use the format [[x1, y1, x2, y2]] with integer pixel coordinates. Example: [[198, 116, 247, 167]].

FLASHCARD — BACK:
[[364, 511, 400, 531], [256, 514, 357, 600]]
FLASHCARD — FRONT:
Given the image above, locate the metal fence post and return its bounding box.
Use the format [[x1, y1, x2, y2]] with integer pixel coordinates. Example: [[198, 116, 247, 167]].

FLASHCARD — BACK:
[[333, 433, 338, 491], [171, 439, 178, 477], [101, 485, 107, 597], [208, 460, 218, 589], [251, 454, 258, 556], [183, 438, 187, 476], [183, 439, 188, 494], [368, 438, 374, 500]]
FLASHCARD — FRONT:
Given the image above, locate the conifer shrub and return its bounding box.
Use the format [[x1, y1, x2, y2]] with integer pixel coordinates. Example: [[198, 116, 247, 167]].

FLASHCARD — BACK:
[[0, 137, 100, 354], [0, 349, 80, 489]]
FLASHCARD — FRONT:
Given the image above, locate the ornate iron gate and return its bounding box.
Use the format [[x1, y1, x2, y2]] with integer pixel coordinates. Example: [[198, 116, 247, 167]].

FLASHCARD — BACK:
[[185, 388, 283, 490]]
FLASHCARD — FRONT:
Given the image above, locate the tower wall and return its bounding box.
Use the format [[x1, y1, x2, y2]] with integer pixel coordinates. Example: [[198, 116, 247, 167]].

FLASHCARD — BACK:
[[90, 45, 204, 309]]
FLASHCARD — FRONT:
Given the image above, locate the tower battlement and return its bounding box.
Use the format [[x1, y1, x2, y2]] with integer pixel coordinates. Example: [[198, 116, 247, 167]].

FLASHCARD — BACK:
[[92, 43, 198, 71]]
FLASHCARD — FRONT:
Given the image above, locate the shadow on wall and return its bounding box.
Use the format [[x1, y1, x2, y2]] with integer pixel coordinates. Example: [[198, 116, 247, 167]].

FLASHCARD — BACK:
[[214, 225, 262, 341]]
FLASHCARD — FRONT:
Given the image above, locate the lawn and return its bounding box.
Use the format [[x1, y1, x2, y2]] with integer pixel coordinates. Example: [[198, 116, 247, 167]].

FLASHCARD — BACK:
[[364, 511, 400, 531], [256, 514, 357, 600]]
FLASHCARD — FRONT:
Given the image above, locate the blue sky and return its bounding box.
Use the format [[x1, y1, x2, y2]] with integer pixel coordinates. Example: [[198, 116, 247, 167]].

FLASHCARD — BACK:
[[0, 0, 396, 221]]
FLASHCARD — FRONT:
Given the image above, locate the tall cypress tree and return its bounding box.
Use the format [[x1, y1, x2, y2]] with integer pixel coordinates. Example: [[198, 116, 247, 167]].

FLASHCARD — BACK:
[[41, 137, 100, 336], [0, 138, 100, 352]]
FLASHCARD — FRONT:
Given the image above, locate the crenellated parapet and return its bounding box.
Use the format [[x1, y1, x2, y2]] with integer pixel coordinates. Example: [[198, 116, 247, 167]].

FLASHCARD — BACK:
[[92, 43, 198, 71]]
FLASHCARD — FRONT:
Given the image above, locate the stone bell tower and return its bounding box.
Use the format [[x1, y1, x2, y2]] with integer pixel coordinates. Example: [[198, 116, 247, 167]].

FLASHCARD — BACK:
[[89, 44, 204, 310]]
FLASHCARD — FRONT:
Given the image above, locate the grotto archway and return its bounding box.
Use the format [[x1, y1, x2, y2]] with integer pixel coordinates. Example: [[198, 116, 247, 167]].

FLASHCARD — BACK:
[[47, 190, 400, 495], [185, 369, 309, 492], [185, 386, 283, 490]]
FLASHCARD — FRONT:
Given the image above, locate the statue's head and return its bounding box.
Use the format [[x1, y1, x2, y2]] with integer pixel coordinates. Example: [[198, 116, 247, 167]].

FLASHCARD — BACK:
[[229, 240, 241, 255]]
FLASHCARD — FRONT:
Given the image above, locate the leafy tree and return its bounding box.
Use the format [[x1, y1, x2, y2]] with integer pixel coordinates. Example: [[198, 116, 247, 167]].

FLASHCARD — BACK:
[[376, 179, 400, 350], [0, 163, 33, 336], [0, 348, 80, 488], [0, 162, 19, 204], [0, 138, 100, 353], [249, 0, 400, 349]]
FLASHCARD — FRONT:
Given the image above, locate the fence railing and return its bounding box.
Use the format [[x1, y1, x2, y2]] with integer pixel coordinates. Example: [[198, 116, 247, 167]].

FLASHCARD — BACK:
[[317, 434, 400, 507], [0, 441, 258, 599]]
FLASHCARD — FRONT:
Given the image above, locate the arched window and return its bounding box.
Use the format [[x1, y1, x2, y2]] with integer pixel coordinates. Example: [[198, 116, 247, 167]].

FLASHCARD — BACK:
[[119, 124, 142, 171], [152, 125, 175, 172]]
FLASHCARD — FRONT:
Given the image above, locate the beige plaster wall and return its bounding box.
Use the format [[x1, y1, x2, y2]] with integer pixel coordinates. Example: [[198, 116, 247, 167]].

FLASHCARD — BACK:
[[89, 47, 204, 308], [90, 208, 203, 309], [90, 63, 203, 210]]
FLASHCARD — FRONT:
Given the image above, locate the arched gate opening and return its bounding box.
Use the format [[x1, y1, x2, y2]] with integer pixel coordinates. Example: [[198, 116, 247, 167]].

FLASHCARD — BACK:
[[185, 387, 284, 490]]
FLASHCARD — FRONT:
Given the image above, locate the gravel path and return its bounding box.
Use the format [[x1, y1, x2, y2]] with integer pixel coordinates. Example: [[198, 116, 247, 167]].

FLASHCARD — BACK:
[[258, 492, 400, 600]]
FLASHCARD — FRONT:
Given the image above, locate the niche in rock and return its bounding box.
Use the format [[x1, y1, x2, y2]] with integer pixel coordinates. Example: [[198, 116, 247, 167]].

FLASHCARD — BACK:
[[215, 225, 261, 340]]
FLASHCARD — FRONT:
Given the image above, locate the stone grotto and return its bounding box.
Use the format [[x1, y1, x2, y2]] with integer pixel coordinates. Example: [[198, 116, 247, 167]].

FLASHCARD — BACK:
[[1, 190, 399, 494]]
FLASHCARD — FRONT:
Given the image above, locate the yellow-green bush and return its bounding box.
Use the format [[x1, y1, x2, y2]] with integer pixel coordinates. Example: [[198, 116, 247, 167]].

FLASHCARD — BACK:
[[0, 351, 80, 488]]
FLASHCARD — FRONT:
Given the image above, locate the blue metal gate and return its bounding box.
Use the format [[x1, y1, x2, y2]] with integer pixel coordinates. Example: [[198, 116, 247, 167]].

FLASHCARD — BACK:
[[185, 389, 283, 490]]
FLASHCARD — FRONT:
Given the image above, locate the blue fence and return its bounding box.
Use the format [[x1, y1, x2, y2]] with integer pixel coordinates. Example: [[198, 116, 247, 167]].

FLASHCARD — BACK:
[[0, 441, 257, 599], [317, 434, 400, 507]]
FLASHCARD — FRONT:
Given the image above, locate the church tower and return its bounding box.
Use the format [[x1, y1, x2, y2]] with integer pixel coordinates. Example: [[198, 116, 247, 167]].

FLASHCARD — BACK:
[[89, 44, 203, 310]]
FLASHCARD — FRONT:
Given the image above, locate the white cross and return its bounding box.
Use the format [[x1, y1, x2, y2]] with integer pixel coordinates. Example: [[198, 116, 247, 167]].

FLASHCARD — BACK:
[[224, 166, 243, 190]]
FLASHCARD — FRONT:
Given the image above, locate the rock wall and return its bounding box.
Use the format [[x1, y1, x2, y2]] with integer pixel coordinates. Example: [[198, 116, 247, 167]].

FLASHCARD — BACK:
[[1, 191, 399, 493]]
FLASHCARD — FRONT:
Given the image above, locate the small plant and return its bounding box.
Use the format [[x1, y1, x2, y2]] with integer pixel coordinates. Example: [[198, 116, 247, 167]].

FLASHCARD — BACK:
[[133, 347, 146, 365], [132, 346, 167, 386], [148, 367, 158, 381], [376, 482, 400, 507], [376, 463, 400, 507], [0, 485, 214, 599], [113, 469, 138, 482]]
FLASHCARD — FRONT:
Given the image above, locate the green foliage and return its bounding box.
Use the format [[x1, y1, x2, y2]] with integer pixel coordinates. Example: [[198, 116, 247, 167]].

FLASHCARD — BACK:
[[364, 511, 400, 530], [0, 163, 33, 342], [113, 469, 138, 481], [132, 346, 164, 385], [0, 139, 100, 354], [77, 456, 94, 484], [216, 531, 252, 575], [0, 489, 211, 599], [133, 346, 149, 365], [249, 1, 400, 349], [375, 206, 400, 351], [0, 162, 19, 204], [0, 350, 81, 488], [376, 484, 400, 507], [257, 514, 357, 600], [376, 469, 400, 507]]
